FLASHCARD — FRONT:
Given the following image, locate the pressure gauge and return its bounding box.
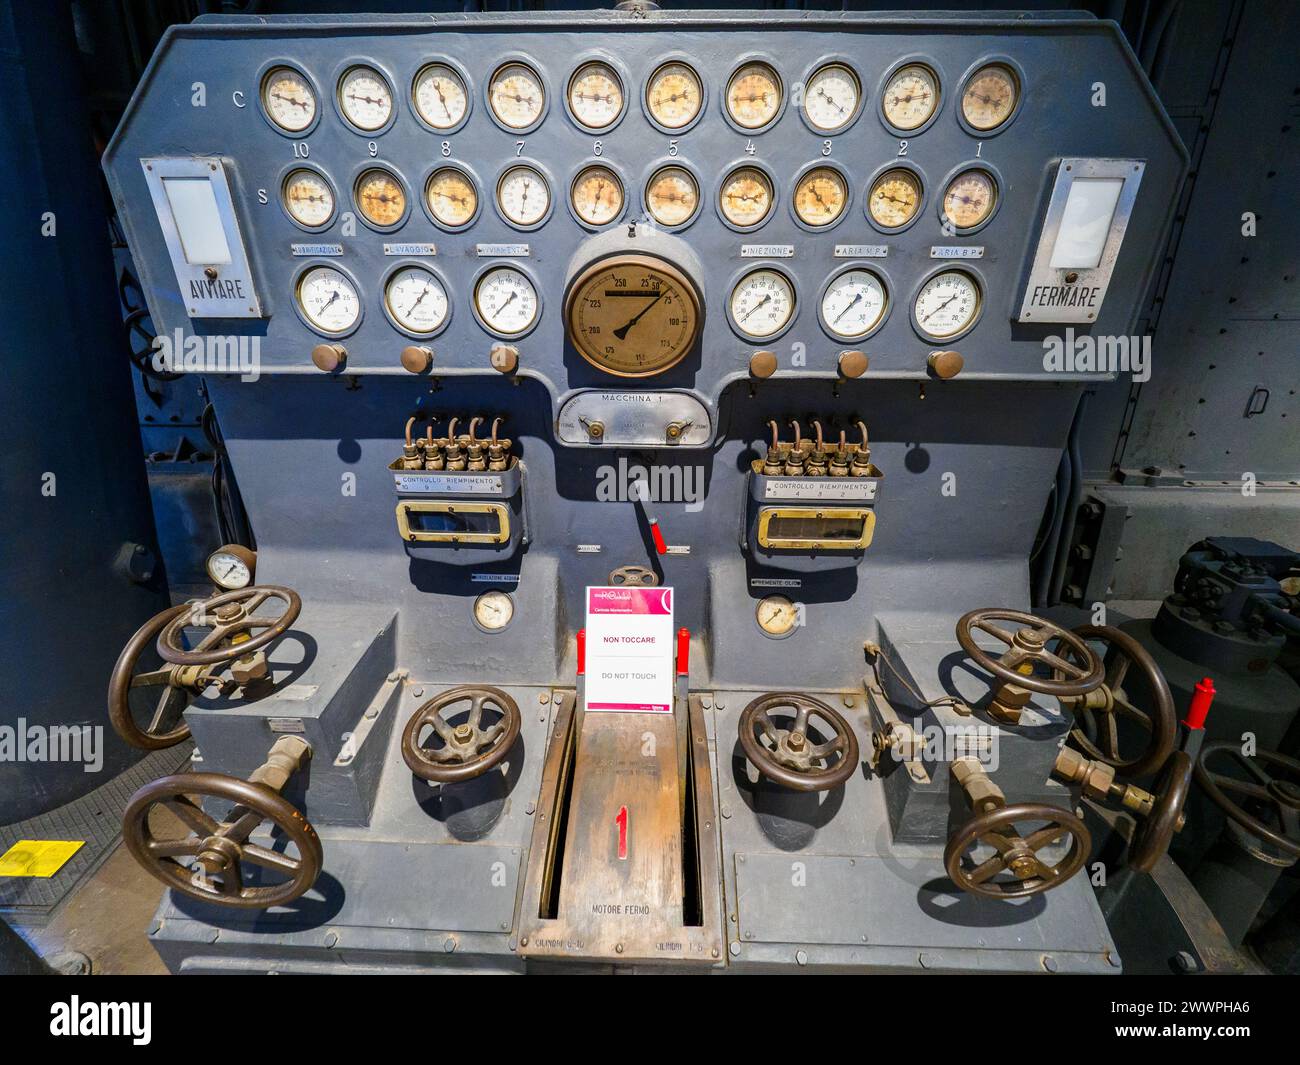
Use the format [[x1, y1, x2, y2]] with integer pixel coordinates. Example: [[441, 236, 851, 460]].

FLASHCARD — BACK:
[[473, 590, 515, 632], [355, 168, 407, 228], [961, 64, 1019, 131], [913, 270, 982, 340], [726, 62, 782, 129], [881, 63, 938, 131], [489, 62, 545, 129], [338, 66, 393, 132], [570, 165, 624, 226], [261, 67, 316, 133], [413, 63, 468, 130], [385, 266, 449, 337], [645, 166, 699, 228], [821, 268, 888, 340], [803, 63, 860, 132], [645, 61, 702, 130], [568, 61, 624, 130], [793, 167, 848, 228], [425, 167, 478, 229], [730, 268, 795, 340], [282, 169, 335, 229], [474, 266, 539, 337], [206, 545, 256, 591], [867, 167, 922, 230], [756, 595, 799, 638], [941, 169, 998, 231], [496, 166, 550, 228], [719, 166, 773, 228], [296, 266, 361, 336]]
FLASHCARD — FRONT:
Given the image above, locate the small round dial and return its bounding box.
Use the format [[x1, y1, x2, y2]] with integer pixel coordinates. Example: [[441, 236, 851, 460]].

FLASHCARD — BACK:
[[425, 167, 477, 228], [568, 61, 624, 130], [726, 62, 782, 129], [571, 165, 624, 226], [565, 254, 702, 377], [821, 269, 888, 340], [719, 166, 774, 228], [645, 61, 702, 129], [756, 595, 798, 638], [282, 170, 335, 229], [793, 167, 848, 228], [261, 67, 316, 133], [338, 66, 393, 132], [962, 64, 1019, 131], [475, 267, 539, 337], [730, 269, 795, 340], [413, 63, 468, 130], [496, 165, 550, 227], [385, 266, 449, 337], [297, 266, 361, 336], [207, 547, 254, 591], [355, 169, 407, 228], [882, 63, 939, 131], [868, 167, 922, 229], [474, 590, 515, 632], [803, 63, 860, 132], [489, 62, 545, 129], [913, 270, 982, 340], [942, 169, 997, 230], [646, 166, 699, 227]]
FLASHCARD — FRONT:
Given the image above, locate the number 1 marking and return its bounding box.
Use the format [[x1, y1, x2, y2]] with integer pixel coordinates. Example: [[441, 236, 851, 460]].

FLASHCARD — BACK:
[[615, 805, 628, 860]]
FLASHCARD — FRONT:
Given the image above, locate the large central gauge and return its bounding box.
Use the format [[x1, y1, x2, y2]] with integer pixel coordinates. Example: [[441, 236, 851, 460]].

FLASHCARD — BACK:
[[565, 253, 702, 377]]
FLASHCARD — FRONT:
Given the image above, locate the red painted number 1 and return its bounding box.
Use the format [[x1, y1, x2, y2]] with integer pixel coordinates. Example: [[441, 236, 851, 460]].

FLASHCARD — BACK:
[[615, 805, 628, 861]]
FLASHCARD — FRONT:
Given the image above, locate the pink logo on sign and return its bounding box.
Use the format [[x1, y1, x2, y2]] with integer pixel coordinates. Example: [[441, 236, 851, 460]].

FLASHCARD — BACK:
[[587, 588, 672, 615]]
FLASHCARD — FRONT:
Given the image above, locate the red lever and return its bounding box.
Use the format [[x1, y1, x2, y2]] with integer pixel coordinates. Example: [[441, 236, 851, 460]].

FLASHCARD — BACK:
[[650, 518, 668, 556], [676, 627, 690, 675], [1183, 676, 1215, 730], [576, 629, 586, 677]]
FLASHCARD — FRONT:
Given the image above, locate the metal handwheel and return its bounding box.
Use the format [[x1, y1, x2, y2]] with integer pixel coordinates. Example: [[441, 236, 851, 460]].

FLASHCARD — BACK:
[[956, 608, 1104, 698], [156, 586, 301, 666], [402, 685, 522, 783], [108, 604, 203, 749], [738, 693, 860, 792], [944, 802, 1091, 899]]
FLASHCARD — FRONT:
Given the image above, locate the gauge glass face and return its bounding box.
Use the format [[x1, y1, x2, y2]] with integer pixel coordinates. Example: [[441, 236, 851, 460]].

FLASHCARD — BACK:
[[474, 591, 514, 631], [355, 169, 406, 228], [496, 166, 550, 227], [731, 269, 795, 340], [283, 170, 335, 228], [756, 595, 798, 637], [962, 64, 1018, 131], [868, 167, 922, 229], [490, 62, 545, 129], [942, 169, 997, 230], [793, 167, 847, 227], [645, 166, 699, 227], [475, 267, 539, 336], [385, 266, 448, 336], [566, 254, 701, 377], [914, 270, 981, 339], [804, 64, 860, 132], [425, 168, 477, 228], [262, 68, 316, 132], [882, 63, 938, 131], [413, 63, 468, 130], [338, 66, 393, 131], [297, 266, 361, 335], [719, 166, 773, 228], [821, 269, 887, 340], [645, 62, 702, 129], [207, 552, 251, 590], [571, 165, 624, 226], [726, 62, 781, 129], [568, 62, 624, 130]]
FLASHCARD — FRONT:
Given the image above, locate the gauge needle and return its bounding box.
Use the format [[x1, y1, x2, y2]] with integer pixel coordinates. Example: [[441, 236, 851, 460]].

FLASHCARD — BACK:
[[612, 291, 665, 339], [921, 293, 958, 324], [739, 294, 771, 322], [833, 292, 862, 323], [406, 286, 429, 316], [490, 290, 518, 319]]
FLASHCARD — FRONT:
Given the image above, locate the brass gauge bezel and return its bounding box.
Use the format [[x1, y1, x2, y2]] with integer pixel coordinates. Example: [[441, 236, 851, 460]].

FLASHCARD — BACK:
[[717, 163, 776, 231], [486, 58, 548, 134], [472, 263, 542, 340], [293, 261, 364, 339], [206, 544, 257, 591], [910, 264, 985, 343], [411, 60, 472, 134], [494, 162, 553, 231], [258, 63, 320, 137], [957, 58, 1023, 136], [335, 63, 396, 135], [568, 163, 626, 230], [381, 262, 452, 340], [352, 165, 410, 232], [755, 595, 800, 639], [877, 58, 942, 136], [642, 57, 706, 134], [280, 166, 337, 231], [472, 590, 516, 633], [938, 165, 1000, 234], [727, 265, 797, 343], [723, 59, 784, 133], [790, 162, 850, 230], [864, 161, 926, 234], [566, 58, 628, 132], [798, 60, 863, 135], [643, 163, 702, 231], [422, 164, 481, 232]]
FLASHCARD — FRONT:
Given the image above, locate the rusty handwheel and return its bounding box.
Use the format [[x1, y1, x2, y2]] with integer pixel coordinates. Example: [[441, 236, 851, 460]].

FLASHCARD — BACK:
[[122, 772, 322, 908], [738, 693, 860, 792], [956, 609, 1104, 698], [1194, 743, 1300, 859], [156, 586, 301, 666], [402, 685, 522, 783], [1056, 625, 1176, 778], [108, 604, 205, 749], [944, 802, 1091, 898], [1128, 750, 1193, 872]]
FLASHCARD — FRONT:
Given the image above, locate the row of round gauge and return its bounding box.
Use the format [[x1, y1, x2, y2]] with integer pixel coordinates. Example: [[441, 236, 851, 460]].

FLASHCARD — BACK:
[[284, 159, 999, 234], [261, 56, 1021, 140], [295, 261, 983, 346]]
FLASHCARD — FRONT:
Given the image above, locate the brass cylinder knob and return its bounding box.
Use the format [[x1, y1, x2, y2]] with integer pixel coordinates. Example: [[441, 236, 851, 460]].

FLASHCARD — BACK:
[[838, 349, 869, 379], [749, 350, 778, 379], [927, 350, 964, 380], [400, 345, 433, 374], [311, 344, 346, 373], [489, 343, 519, 374]]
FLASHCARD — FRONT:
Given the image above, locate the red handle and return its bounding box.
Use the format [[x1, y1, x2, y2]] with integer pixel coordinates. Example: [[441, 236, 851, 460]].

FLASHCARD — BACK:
[[676, 627, 690, 676], [1183, 676, 1215, 730], [576, 629, 586, 677], [650, 518, 668, 556]]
